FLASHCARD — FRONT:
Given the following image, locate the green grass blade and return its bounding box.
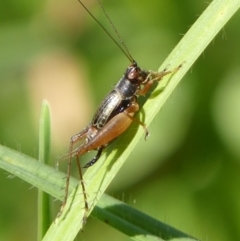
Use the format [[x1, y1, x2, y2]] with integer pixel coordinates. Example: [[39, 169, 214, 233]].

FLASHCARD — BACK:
[[0, 144, 196, 241], [43, 0, 240, 239], [0, 146, 63, 197], [38, 100, 51, 168], [92, 195, 197, 241], [38, 100, 52, 240]]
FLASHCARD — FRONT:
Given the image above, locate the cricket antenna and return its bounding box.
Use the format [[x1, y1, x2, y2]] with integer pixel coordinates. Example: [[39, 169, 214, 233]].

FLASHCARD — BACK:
[[78, 0, 135, 64]]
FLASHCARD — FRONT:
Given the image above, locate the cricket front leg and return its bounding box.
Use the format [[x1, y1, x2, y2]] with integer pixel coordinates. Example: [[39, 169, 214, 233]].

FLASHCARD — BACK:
[[138, 64, 183, 96]]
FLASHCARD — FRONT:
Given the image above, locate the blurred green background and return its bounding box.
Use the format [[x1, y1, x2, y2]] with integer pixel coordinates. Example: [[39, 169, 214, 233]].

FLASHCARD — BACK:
[[0, 0, 240, 240]]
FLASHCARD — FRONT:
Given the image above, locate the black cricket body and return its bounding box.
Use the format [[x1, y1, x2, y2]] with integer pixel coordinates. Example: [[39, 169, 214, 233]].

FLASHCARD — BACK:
[[60, 0, 182, 225], [92, 62, 148, 130]]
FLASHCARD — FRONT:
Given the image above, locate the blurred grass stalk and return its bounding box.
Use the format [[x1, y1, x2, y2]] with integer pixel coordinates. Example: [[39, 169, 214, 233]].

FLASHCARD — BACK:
[[38, 100, 51, 240], [0, 0, 240, 240]]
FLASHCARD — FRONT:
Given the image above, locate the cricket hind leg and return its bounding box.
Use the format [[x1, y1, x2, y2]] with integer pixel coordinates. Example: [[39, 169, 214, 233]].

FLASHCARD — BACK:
[[76, 154, 89, 225], [59, 127, 89, 214], [75, 146, 105, 225], [83, 146, 104, 168]]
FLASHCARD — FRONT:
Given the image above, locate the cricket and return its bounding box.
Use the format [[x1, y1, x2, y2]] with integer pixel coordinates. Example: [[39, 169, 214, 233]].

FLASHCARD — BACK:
[[60, 0, 182, 224]]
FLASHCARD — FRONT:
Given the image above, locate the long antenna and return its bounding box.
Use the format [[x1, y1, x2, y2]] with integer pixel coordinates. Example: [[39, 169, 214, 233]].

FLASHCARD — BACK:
[[77, 0, 135, 64]]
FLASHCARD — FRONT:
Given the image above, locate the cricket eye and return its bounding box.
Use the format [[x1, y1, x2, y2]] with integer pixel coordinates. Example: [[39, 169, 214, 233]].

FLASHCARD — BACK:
[[128, 67, 138, 80]]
